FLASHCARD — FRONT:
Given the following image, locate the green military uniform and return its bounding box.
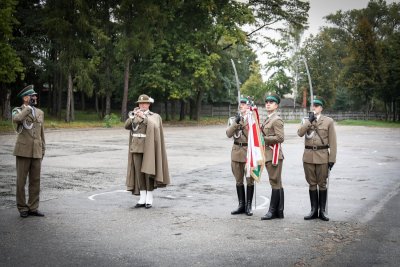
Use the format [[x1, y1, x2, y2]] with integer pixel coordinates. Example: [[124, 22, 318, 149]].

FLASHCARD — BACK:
[[12, 85, 46, 217], [260, 93, 285, 220], [125, 94, 170, 209], [226, 98, 254, 216], [297, 96, 337, 221]]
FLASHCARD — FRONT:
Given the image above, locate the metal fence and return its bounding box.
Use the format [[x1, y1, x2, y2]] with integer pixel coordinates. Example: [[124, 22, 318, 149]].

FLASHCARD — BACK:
[[154, 102, 390, 121], [200, 105, 389, 121]]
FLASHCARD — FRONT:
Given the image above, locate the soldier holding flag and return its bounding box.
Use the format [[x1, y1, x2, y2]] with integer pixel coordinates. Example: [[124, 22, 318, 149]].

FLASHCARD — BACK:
[[260, 93, 285, 220], [226, 97, 255, 216]]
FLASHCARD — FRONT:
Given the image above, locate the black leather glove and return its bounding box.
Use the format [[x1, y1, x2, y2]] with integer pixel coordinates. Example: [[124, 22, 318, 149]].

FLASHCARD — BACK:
[[328, 162, 334, 170], [308, 112, 316, 123], [235, 113, 241, 124]]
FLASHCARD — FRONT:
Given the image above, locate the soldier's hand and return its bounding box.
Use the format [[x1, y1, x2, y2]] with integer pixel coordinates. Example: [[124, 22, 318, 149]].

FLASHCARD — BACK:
[[308, 112, 316, 123], [328, 162, 334, 170], [235, 113, 241, 124]]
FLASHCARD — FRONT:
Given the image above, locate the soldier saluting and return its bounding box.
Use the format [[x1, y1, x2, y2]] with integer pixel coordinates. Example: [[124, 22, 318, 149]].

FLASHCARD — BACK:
[[297, 96, 337, 221], [12, 85, 46, 218], [226, 97, 255, 216], [125, 94, 170, 209]]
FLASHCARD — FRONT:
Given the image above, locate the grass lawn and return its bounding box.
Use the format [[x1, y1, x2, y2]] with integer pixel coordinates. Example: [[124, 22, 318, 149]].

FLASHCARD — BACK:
[[337, 119, 400, 128], [0, 112, 229, 133], [2, 112, 399, 134]]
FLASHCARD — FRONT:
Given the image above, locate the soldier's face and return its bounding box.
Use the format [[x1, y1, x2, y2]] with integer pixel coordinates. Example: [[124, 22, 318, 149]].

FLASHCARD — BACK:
[[23, 95, 30, 104], [139, 103, 150, 111], [239, 103, 248, 114], [265, 101, 278, 112], [312, 104, 323, 114]]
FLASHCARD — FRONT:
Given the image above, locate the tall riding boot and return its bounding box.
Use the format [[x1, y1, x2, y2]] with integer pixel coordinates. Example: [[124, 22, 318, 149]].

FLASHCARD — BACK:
[[245, 185, 254, 216], [231, 185, 245, 215], [304, 190, 319, 220], [261, 189, 280, 220], [277, 188, 284, 219], [318, 189, 329, 221]]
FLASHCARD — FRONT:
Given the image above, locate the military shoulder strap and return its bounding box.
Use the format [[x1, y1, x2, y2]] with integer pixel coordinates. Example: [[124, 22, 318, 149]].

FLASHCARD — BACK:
[[312, 124, 325, 145]]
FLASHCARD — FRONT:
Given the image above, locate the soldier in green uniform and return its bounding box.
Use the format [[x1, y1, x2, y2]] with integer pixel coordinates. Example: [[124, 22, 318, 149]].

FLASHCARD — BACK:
[[260, 93, 285, 220], [297, 96, 337, 221], [12, 85, 46, 218], [226, 97, 254, 216], [125, 94, 170, 209]]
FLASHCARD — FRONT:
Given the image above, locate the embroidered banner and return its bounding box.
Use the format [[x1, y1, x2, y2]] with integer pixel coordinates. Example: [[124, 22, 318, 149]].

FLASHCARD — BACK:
[[245, 107, 265, 182]]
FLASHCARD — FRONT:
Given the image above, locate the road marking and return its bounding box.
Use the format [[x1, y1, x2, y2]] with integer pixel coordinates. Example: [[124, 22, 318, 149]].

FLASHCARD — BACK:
[[360, 184, 400, 223], [255, 195, 269, 210], [88, 190, 128, 200]]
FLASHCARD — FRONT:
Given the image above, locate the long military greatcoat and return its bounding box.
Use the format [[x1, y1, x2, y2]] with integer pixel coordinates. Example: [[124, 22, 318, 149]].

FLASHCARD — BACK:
[[125, 112, 170, 195]]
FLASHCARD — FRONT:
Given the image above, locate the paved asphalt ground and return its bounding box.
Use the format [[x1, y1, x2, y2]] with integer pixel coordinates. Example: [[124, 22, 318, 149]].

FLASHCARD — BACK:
[[0, 124, 399, 266]]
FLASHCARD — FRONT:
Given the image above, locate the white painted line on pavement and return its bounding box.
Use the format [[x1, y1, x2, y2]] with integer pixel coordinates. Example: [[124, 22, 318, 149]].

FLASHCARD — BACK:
[[255, 195, 269, 210], [360, 184, 400, 223], [88, 190, 128, 200]]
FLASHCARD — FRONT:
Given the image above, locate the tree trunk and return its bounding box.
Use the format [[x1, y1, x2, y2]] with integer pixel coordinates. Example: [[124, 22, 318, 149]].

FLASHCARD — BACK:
[[81, 91, 85, 111], [164, 100, 169, 121], [95, 94, 100, 119], [189, 98, 195, 120], [393, 99, 396, 122], [121, 58, 130, 121], [57, 68, 62, 120], [180, 99, 185, 121], [99, 95, 104, 118], [171, 100, 176, 121], [66, 72, 73, 122], [52, 82, 57, 116], [2, 89, 11, 120], [106, 92, 111, 116], [194, 89, 203, 121], [71, 87, 75, 121], [48, 81, 52, 115]]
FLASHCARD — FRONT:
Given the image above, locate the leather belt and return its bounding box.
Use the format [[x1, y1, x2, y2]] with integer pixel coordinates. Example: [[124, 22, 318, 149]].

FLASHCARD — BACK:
[[234, 141, 248, 147], [305, 145, 329, 150], [131, 133, 146, 138]]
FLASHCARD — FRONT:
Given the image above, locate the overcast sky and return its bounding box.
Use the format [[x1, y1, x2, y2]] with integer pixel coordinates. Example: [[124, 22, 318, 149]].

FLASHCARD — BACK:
[[254, 0, 397, 79], [306, 0, 397, 36]]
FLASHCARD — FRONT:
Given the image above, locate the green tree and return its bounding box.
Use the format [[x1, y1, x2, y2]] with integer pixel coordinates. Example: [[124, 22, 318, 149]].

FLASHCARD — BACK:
[[43, 0, 97, 122], [0, 0, 24, 119], [115, 0, 165, 121], [241, 62, 267, 102]]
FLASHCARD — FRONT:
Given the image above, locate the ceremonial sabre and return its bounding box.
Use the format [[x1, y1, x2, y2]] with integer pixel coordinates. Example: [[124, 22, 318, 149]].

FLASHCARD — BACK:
[[326, 168, 330, 215], [230, 59, 241, 110], [301, 56, 314, 112]]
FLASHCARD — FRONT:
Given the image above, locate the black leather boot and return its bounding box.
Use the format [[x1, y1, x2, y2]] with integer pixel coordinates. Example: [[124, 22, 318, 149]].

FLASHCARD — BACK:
[[231, 185, 245, 215], [304, 190, 319, 220], [261, 189, 280, 220], [245, 185, 254, 216], [277, 188, 284, 219], [318, 189, 329, 221]]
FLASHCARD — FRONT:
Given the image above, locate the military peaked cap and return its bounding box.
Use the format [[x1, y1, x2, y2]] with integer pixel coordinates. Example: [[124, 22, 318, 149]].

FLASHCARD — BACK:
[[17, 85, 37, 98], [313, 96, 325, 107], [265, 93, 281, 104]]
